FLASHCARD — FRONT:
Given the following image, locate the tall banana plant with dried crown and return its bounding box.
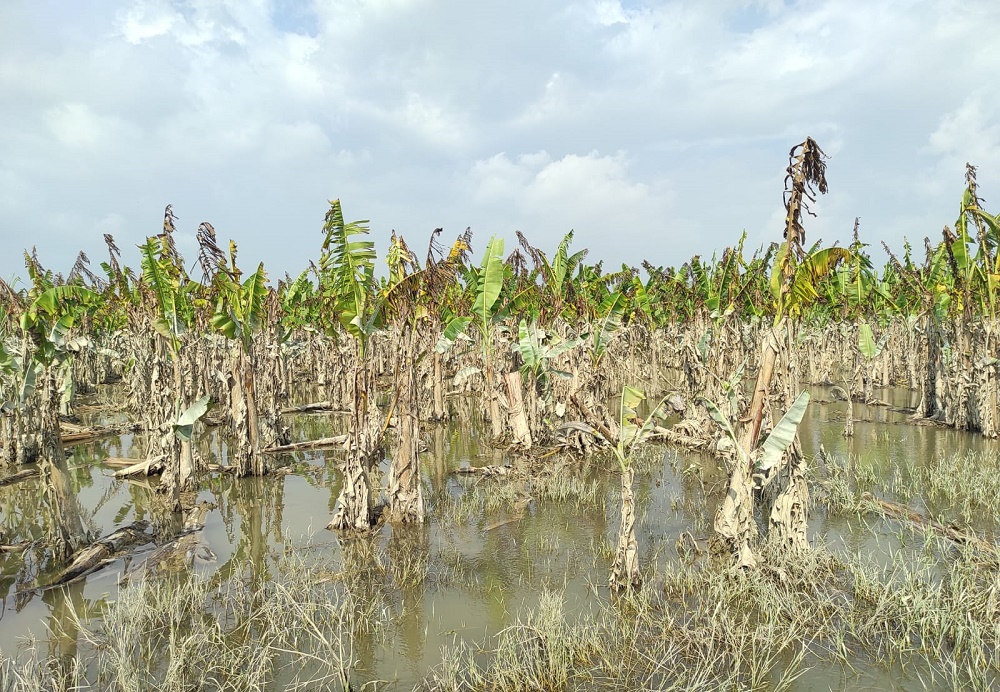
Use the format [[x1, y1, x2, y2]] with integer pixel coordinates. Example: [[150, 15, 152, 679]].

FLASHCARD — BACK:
[[139, 208, 211, 513], [712, 138, 851, 568], [381, 228, 471, 523]]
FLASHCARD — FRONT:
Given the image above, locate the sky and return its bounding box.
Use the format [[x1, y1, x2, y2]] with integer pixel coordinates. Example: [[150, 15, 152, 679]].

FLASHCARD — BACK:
[[1, 0, 998, 285]]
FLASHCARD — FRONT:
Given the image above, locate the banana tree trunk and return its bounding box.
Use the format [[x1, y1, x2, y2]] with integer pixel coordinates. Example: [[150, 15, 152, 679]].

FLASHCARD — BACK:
[[609, 466, 641, 593], [487, 364, 504, 441], [158, 348, 192, 512], [504, 370, 532, 449], [386, 330, 424, 523], [432, 350, 446, 421], [39, 368, 88, 560], [713, 321, 782, 569], [0, 410, 15, 468], [230, 345, 265, 478], [329, 363, 375, 531]]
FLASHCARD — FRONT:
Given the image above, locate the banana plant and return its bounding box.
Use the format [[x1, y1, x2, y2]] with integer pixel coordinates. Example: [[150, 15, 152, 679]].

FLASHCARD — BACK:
[[512, 318, 580, 414], [317, 199, 380, 353], [470, 235, 506, 359], [15, 285, 102, 438], [320, 199, 383, 531], [588, 288, 628, 366], [16, 284, 102, 558], [210, 253, 269, 477], [770, 243, 852, 323], [518, 230, 589, 319], [705, 390, 810, 568], [439, 236, 507, 438], [380, 228, 471, 522], [598, 386, 668, 593], [139, 231, 203, 511]]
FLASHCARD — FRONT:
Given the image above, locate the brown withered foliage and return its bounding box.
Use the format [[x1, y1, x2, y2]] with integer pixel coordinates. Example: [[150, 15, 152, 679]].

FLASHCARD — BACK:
[[196, 221, 228, 285], [783, 137, 828, 256]]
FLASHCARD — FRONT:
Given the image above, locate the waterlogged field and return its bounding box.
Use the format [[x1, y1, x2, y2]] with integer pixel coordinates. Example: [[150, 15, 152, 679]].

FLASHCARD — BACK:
[[2, 385, 999, 691], [4, 142, 1000, 690]]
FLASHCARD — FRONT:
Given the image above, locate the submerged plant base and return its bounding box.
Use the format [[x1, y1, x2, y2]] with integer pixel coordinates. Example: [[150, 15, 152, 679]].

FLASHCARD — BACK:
[[425, 541, 1000, 692]]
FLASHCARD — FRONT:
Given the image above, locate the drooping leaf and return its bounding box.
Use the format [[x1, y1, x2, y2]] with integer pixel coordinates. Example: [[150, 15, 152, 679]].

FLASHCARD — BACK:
[[174, 395, 212, 441], [756, 390, 810, 476], [443, 316, 472, 342], [770, 242, 789, 302], [615, 387, 669, 469], [592, 289, 627, 363], [452, 366, 482, 387], [702, 396, 750, 470], [18, 361, 41, 404]]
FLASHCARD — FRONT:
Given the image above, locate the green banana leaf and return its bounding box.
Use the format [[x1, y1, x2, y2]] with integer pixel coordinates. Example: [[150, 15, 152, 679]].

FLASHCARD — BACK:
[[756, 390, 810, 476], [472, 236, 505, 331]]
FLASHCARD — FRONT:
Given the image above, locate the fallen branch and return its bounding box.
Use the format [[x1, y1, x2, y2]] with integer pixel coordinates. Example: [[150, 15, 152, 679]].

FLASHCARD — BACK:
[[862, 492, 999, 556], [0, 467, 40, 487], [453, 464, 515, 478], [261, 434, 349, 454], [280, 401, 347, 414], [570, 394, 615, 442], [43, 521, 154, 589], [112, 456, 166, 478], [61, 422, 141, 446], [122, 502, 216, 582], [0, 541, 32, 554], [103, 457, 143, 468], [650, 425, 709, 450]]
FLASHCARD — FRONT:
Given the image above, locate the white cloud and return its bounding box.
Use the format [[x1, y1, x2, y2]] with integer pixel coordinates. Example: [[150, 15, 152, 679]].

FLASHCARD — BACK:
[[43, 103, 125, 149], [468, 150, 679, 263], [119, 1, 180, 44], [2, 0, 1000, 279], [927, 93, 1000, 173]]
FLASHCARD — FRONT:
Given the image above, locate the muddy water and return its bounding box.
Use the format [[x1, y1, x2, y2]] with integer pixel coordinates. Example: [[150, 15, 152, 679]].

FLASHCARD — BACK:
[[1, 385, 999, 690]]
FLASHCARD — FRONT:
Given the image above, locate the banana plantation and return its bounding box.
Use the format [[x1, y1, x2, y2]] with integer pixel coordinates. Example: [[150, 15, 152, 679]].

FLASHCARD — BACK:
[[3, 139, 1000, 690]]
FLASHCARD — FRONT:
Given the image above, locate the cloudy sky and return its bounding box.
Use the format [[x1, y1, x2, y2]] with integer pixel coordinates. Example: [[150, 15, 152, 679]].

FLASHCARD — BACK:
[[1, 0, 998, 284]]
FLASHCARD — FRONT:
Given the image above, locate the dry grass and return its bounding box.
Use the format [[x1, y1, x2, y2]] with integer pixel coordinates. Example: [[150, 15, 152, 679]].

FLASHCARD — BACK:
[[420, 539, 1000, 691], [0, 551, 389, 691]]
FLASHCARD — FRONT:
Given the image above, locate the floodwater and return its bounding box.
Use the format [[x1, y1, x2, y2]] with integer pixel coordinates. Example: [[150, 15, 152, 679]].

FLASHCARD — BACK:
[[1, 385, 999, 690]]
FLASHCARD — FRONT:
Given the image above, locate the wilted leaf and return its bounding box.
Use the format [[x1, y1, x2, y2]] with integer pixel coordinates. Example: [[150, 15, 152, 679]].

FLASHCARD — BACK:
[[452, 366, 482, 387], [174, 395, 212, 441]]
